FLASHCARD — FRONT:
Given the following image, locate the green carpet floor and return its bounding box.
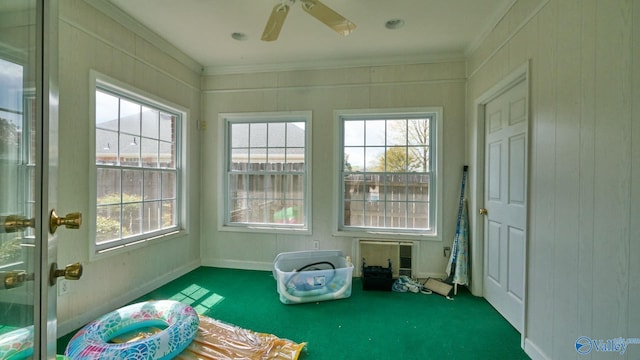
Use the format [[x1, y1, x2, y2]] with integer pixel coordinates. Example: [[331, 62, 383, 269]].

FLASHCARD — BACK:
[[59, 267, 530, 359]]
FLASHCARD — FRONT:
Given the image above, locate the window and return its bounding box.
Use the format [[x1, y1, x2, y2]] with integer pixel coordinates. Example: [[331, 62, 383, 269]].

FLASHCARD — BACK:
[[0, 58, 35, 267], [222, 112, 311, 232], [92, 75, 183, 253], [337, 109, 442, 237]]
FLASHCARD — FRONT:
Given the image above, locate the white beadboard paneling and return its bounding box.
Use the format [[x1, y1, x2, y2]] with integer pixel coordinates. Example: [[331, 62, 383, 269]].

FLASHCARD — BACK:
[[490, 8, 512, 53], [83, 0, 202, 74], [134, 36, 200, 88], [56, 2, 202, 331], [526, 1, 557, 354], [370, 61, 466, 83], [206, 91, 279, 113], [58, 21, 94, 263], [60, 0, 136, 55], [552, 0, 581, 357], [202, 72, 278, 91], [468, 0, 639, 359], [629, 3, 640, 360], [591, 0, 632, 344], [216, 232, 278, 263], [277, 67, 371, 87], [441, 82, 467, 119], [276, 85, 371, 111], [369, 83, 446, 108], [577, 0, 597, 356], [507, 16, 537, 70], [507, 0, 545, 32], [58, 259, 200, 336], [62, 1, 200, 91]]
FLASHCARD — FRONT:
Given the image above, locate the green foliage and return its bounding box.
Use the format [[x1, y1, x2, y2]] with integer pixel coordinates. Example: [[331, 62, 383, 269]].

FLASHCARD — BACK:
[[370, 119, 430, 173], [96, 215, 122, 242], [96, 193, 174, 241], [161, 202, 174, 227], [96, 193, 141, 241], [371, 147, 420, 172], [99, 193, 141, 206]]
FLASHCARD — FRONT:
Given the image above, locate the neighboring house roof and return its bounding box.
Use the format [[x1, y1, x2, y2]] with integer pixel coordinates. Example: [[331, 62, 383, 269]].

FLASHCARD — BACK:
[[230, 122, 305, 161], [96, 112, 174, 162]]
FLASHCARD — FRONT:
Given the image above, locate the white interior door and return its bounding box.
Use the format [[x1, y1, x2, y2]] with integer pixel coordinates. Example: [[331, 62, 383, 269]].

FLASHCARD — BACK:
[[483, 79, 528, 333]]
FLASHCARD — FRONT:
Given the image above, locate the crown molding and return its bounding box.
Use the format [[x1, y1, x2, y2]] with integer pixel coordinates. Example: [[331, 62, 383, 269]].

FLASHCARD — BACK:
[[202, 52, 466, 76], [464, 0, 518, 57]]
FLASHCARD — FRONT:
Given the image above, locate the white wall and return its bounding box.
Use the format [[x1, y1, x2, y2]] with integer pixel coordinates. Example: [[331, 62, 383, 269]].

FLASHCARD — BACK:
[[55, 0, 202, 335], [200, 63, 467, 278], [466, 0, 639, 359]]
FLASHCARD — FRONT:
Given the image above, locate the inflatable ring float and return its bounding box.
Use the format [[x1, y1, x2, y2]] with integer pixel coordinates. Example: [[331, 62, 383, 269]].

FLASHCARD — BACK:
[[65, 300, 199, 360], [0, 326, 34, 360]]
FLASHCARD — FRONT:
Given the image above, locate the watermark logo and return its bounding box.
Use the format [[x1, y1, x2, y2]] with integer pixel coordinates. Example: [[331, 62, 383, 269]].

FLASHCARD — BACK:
[[575, 336, 592, 354], [575, 336, 640, 355]]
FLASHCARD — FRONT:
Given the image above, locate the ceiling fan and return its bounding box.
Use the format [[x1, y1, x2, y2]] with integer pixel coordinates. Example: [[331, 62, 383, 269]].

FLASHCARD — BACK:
[[261, 0, 357, 41]]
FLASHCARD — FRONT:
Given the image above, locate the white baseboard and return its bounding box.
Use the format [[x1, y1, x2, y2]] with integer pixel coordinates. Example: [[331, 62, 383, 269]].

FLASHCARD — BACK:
[[201, 258, 273, 272], [57, 259, 200, 337], [201, 258, 448, 282], [415, 272, 449, 280], [524, 338, 550, 360]]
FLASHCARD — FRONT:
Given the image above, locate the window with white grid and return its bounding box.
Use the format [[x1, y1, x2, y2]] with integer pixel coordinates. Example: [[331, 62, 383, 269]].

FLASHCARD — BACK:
[[93, 81, 182, 252], [222, 112, 311, 232], [337, 109, 441, 236]]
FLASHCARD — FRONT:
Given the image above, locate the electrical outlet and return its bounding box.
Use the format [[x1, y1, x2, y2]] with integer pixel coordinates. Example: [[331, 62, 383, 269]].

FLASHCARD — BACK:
[[58, 279, 70, 296], [313, 240, 319, 249], [443, 246, 451, 257]]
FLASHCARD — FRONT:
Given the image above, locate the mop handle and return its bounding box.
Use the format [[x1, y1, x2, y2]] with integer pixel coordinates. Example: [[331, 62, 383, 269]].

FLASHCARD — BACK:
[[454, 166, 469, 236]]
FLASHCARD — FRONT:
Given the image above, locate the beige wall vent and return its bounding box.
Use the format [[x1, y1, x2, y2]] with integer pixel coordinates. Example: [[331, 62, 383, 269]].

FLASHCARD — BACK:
[[359, 240, 414, 278]]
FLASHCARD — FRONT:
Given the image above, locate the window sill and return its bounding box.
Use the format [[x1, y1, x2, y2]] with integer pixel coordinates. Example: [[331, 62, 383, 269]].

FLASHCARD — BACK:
[[218, 224, 312, 236], [332, 229, 441, 242], [90, 229, 188, 262]]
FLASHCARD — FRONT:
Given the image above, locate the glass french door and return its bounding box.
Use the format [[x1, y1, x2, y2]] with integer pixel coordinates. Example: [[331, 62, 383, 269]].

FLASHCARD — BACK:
[[1, 0, 59, 358]]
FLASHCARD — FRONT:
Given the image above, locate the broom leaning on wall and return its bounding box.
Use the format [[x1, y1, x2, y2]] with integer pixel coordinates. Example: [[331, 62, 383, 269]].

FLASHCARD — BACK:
[[445, 165, 470, 295]]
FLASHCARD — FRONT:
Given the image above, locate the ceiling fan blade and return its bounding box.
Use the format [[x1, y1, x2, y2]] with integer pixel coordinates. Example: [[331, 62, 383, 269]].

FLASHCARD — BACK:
[[262, 3, 290, 41], [300, 0, 356, 36]]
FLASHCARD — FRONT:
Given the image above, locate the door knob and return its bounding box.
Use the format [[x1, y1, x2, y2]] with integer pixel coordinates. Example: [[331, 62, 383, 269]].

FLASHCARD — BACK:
[[1, 270, 34, 290], [479, 208, 488, 215], [49, 209, 82, 234], [49, 262, 83, 286], [1, 215, 35, 233]]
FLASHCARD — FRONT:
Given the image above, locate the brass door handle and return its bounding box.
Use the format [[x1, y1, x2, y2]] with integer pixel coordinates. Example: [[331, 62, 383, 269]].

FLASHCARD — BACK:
[[1, 270, 34, 290], [49, 262, 83, 286], [1, 215, 35, 233], [479, 208, 488, 215], [49, 209, 82, 234]]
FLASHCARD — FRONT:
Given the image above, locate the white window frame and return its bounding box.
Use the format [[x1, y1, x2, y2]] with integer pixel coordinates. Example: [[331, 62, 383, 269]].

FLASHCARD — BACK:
[[218, 111, 312, 234], [333, 108, 443, 241], [89, 71, 188, 258]]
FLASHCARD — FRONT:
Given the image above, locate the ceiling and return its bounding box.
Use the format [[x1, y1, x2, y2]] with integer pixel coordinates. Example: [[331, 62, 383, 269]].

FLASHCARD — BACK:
[[102, 0, 514, 74]]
